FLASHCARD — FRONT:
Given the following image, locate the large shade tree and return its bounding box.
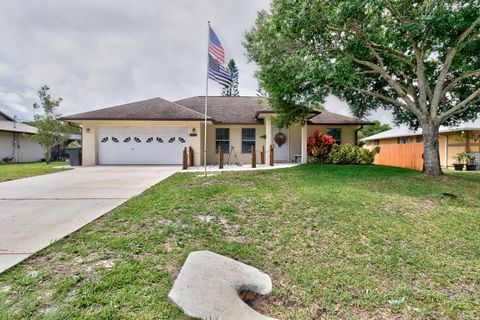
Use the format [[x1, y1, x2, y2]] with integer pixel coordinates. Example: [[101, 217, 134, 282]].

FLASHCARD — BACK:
[[244, 0, 480, 175]]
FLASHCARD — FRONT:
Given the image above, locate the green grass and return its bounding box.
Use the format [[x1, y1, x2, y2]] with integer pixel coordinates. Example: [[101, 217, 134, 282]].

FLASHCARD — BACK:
[[0, 165, 479, 319], [0, 161, 70, 182]]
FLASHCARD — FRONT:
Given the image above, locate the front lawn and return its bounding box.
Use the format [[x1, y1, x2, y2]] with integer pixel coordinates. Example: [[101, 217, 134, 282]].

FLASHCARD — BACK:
[[0, 165, 479, 319], [0, 161, 70, 182]]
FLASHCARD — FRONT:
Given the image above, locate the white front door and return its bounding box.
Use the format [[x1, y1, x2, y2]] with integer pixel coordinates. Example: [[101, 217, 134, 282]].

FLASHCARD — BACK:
[[272, 126, 289, 161], [97, 126, 188, 164]]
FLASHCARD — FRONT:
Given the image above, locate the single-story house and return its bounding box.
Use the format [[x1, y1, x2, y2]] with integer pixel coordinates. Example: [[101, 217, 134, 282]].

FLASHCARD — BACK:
[[61, 96, 372, 166], [0, 110, 43, 163], [362, 126, 480, 170]]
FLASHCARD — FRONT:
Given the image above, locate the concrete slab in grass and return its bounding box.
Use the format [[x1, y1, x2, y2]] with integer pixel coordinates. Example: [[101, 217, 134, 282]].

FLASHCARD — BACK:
[[168, 251, 277, 320]]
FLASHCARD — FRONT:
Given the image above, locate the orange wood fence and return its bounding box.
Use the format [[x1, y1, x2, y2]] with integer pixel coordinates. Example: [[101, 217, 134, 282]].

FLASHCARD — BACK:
[[374, 142, 424, 170]]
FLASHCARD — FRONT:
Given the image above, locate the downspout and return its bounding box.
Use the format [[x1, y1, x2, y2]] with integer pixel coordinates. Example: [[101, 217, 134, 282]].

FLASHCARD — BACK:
[[12, 132, 16, 163], [13, 116, 18, 163], [355, 125, 364, 145]]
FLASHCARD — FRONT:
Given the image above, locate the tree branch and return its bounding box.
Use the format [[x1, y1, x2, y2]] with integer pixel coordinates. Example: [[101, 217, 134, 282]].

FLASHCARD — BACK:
[[431, 16, 480, 115], [413, 46, 430, 114], [458, 16, 480, 43], [371, 46, 417, 70], [355, 70, 380, 75], [439, 88, 480, 121], [442, 69, 480, 94], [351, 57, 417, 111], [347, 86, 407, 108]]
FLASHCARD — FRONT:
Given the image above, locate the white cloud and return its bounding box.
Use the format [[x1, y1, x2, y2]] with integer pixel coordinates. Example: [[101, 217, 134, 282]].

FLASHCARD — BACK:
[[0, 0, 269, 119], [4, 0, 472, 129]]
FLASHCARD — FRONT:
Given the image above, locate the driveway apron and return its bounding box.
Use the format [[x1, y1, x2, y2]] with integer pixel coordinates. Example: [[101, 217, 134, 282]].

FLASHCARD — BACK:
[[0, 165, 179, 273]]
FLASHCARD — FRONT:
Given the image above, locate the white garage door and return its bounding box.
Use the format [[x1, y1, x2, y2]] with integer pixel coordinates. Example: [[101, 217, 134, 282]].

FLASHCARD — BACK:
[[98, 126, 188, 164]]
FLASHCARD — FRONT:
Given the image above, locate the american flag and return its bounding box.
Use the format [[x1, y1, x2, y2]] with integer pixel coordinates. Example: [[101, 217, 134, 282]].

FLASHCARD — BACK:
[[208, 26, 232, 87], [209, 26, 225, 64], [208, 54, 232, 87]]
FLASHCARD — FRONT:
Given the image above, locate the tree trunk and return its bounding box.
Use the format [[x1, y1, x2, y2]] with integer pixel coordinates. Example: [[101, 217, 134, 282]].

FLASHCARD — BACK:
[[44, 148, 51, 164], [422, 123, 443, 175]]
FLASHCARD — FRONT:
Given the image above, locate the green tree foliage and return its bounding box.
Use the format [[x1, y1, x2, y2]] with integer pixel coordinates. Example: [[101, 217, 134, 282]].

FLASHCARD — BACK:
[[222, 59, 240, 96], [244, 0, 480, 175], [358, 120, 392, 139], [256, 87, 268, 97], [28, 85, 71, 163]]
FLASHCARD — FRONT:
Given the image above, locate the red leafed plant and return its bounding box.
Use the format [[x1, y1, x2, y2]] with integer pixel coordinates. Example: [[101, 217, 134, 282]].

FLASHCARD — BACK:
[[307, 130, 336, 162]]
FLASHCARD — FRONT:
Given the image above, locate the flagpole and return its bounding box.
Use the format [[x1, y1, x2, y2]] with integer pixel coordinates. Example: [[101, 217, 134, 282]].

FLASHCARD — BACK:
[[204, 21, 210, 177]]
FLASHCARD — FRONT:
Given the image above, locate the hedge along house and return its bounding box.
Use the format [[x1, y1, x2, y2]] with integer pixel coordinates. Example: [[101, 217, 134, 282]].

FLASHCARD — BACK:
[[361, 126, 480, 170], [61, 96, 371, 166]]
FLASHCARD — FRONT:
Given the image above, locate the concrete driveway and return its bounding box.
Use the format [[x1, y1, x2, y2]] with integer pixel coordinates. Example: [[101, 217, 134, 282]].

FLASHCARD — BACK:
[[0, 165, 180, 273]]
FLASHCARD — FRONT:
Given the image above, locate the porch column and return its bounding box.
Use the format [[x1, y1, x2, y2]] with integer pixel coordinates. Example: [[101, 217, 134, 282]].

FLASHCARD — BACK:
[[265, 115, 272, 165], [301, 123, 308, 164]]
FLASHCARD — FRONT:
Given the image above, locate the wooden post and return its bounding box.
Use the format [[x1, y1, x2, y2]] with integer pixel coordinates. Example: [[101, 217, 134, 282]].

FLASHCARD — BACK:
[[189, 147, 194, 167], [251, 146, 256, 168], [218, 145, 224, 169], [260, 146, 265, 165], [269, 144, 274, 166], [182, 147, 188, 170]]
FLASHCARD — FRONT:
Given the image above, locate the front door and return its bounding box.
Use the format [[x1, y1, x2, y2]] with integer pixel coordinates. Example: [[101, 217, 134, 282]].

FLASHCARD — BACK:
[[272, 126, 289, 161]]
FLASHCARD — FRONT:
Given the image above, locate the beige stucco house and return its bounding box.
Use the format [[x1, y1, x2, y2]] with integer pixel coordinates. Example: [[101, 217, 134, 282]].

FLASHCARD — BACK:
[[0, 110, 43, 163], [62, 96, 371, 166]]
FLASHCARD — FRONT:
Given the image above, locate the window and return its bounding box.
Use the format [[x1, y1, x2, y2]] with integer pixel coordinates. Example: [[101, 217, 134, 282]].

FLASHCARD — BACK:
[[373, 139, 380, 146], [327, 128, 341, 144], [415, 136, 423, 143], [398, 137, 412, 144], [241, 128, 256, 153], [215, 128, 230, 153]]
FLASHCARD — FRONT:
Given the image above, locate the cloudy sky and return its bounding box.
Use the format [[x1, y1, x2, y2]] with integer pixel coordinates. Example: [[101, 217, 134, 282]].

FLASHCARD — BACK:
[[1, 0, 396, 125]]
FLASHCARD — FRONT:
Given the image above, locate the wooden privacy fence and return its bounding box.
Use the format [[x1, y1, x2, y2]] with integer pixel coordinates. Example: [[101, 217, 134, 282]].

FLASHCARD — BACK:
[[374, 142, 424, 170]]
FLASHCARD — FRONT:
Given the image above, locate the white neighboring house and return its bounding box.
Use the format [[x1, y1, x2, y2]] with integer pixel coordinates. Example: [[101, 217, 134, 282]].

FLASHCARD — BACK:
[[0, 110, 43, 163]]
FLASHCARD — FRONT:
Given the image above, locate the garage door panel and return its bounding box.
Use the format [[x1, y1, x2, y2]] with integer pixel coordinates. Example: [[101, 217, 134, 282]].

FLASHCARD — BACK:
[[98, 127, 187, 165]]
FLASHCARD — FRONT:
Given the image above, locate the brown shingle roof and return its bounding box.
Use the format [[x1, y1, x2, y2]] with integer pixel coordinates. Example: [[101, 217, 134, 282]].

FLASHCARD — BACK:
[[308, 110, 373, 125], [175, 96, 270, 124], [61, 97, 208, 121], [62, 95, 372, 126]]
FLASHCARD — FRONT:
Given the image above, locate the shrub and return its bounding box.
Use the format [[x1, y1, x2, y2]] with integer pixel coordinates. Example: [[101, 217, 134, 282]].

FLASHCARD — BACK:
[[466, 153, 477, 164], [328, 144, 378, 165], [356, 147, 377, 165], [452, 152, 466, 164], [67, 141, 81, 149], [1, 156, 14, 164], [307, 130, 336, 162]]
